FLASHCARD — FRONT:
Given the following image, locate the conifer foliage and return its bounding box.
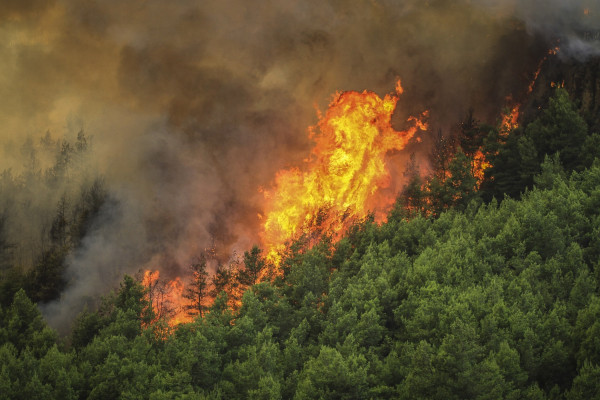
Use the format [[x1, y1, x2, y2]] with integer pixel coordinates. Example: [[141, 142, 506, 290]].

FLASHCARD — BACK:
[[2, 89, 600, 399]]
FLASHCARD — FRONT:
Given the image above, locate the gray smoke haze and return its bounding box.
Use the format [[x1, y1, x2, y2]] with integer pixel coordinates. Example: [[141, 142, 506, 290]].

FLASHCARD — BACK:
[[476, 0, 600, 59], [0, 0, 595, 328]]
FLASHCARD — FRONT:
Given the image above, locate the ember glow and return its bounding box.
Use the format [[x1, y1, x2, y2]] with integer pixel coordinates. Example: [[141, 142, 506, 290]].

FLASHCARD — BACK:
[[260, 81, 427, 264]]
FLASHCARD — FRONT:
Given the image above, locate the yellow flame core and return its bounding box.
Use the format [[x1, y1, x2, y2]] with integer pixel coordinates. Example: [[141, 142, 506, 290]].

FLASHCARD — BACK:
[[261, 83, 427, 264]]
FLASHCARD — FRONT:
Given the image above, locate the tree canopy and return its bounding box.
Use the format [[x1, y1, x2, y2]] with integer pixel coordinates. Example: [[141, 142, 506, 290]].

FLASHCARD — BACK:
[[2, 88, 600, 399]]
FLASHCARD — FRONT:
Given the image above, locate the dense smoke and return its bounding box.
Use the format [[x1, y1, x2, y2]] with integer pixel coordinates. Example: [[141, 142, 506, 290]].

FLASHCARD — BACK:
[[477, 0, 600, 59], [0, 0, 595, 328]]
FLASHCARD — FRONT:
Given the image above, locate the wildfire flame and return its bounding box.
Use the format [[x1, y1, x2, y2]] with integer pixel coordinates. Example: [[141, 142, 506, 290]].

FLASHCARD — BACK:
[[143, 269, 192, 327], [142, 269, 160, 288], [141, 82, 427, 325], [472, 150, 491, 187], [500, 103, 521, 133], [500, 46, 552, 134], [260, 80, 427, 264]]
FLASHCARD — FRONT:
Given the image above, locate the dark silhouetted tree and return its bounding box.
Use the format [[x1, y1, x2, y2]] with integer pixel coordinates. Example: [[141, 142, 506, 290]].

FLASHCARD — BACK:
[[429, 129, 456, 180], [400, 153, 425, 214], [183, 257, 209, 318], [238, 246, 266, 288], [458, 108, 486, 158]]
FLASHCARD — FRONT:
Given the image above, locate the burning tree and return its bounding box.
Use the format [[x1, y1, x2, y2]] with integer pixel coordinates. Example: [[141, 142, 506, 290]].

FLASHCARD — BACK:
[[260, 80, 427, 265]]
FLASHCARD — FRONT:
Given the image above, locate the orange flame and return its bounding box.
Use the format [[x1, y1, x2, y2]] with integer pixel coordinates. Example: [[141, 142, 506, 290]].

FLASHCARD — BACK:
[[164, 277, 192, 325], [142, 269, 193, 327], [500, 103, 520, 133], [260, 81, 427, 264], [500, 40, 558, 134], [472, 150, 491, 187], [528, 61, 544, 94], [142, 269, 159, 288], [500, 50, 548, 134]]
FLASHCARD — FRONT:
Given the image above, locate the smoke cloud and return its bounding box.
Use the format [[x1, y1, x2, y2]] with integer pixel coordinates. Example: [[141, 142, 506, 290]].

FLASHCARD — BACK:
[[477, 0, 600, 59], [0, 0, 594, 328]]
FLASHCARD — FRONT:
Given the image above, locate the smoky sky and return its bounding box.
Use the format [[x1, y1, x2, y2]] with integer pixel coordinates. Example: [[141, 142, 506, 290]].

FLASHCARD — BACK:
[[0, 0, 596, 328], [490, 0, 600, 59]]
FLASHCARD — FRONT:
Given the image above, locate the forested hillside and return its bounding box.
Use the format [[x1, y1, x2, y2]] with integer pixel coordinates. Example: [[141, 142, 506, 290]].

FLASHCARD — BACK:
[[2, 87, 600, 399], [0, 131, 108, 307]]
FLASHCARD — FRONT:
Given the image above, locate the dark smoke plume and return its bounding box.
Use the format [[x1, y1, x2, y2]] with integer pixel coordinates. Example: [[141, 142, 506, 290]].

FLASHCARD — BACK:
[[477, 0, 600, 59], [0, 0, 592, 329]]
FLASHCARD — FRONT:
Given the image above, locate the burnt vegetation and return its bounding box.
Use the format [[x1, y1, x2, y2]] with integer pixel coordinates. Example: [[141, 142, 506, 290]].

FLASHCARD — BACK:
[[4, 65, 600, 399]]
